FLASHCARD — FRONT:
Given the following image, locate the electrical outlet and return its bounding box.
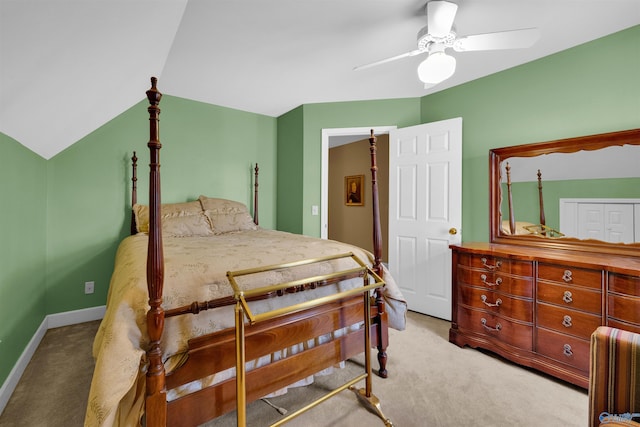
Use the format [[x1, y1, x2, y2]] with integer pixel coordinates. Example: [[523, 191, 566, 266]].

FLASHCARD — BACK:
[[84, 281, 95, 294]]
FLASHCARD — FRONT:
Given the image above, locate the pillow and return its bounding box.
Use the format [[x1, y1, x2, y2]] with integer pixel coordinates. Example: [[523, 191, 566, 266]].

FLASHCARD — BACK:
[[132, 201, 214, 237], [198, 196, 258, 234]]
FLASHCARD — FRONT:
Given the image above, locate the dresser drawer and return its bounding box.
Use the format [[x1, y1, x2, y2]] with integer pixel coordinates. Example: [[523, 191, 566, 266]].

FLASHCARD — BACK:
[[458, 285, 532, 322], [537, 281, 601, 314], [535, 327, 590, 372], [457, 306, 533, 350], [457, 266, 533, 298], [538, 263, 602, 289], [458, 253, 533, 276], [536, 302, 601, 339], [608, 273, 640, 297], [607, 318, 640, 334], [608, 293, 640, 325]]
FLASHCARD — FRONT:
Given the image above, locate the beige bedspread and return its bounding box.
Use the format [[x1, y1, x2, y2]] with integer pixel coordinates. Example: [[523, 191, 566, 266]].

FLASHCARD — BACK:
[[85, 229, 406, 426]]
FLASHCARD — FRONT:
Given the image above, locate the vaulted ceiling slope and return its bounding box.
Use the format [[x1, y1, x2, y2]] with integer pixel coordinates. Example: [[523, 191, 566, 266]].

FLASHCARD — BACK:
[[1, 0, 639, 159]]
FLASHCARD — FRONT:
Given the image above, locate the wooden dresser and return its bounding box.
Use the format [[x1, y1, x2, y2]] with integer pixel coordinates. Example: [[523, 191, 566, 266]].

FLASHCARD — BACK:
[[449, 242, 640, 388]]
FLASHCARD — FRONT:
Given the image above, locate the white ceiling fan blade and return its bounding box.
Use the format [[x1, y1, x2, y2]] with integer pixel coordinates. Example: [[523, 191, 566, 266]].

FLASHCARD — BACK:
[[453, 28, 540, 52], [427, 1, 458, 38], [353, 49, 426, 71]]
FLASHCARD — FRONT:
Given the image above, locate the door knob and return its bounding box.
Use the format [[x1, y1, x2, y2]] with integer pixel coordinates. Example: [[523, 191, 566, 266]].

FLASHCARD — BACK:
[[449, 227, 458, 235]]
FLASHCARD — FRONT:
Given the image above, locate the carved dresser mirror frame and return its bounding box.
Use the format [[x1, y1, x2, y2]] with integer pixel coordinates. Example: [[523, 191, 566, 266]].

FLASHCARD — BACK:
[[489, 128, 640, 256]]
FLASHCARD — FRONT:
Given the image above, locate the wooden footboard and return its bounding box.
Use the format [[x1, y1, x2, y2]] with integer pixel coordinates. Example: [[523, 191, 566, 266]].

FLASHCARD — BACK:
[[164, 296, 387, 426]]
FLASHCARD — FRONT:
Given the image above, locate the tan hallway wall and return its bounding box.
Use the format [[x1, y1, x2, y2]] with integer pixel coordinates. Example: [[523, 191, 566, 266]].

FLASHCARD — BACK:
[[328, 135, 389, 262]]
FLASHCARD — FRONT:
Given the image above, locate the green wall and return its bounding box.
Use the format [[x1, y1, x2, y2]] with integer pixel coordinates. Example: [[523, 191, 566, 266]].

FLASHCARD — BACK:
[[0, 134, 47, 384], [276, 106, 304, 232], [419, 25, 640, 243], [276, 98, 422, 235]]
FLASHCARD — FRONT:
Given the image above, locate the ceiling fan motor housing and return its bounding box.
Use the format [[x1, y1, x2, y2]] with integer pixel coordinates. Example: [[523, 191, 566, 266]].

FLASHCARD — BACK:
[[417, 25, 457, 51]]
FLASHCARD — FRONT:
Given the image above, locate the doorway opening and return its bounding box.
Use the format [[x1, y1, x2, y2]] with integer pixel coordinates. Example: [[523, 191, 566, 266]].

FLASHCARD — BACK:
[[321, 126, 396, 258]]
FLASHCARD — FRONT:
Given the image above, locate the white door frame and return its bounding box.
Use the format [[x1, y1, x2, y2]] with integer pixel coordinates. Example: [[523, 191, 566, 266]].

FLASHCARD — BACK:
[[321, 126, 397, 239]]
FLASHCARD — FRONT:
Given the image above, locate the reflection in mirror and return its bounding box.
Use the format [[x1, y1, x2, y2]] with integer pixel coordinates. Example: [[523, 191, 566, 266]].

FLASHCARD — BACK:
[[489, 128, 640, 255], [500, 145, 640, 243]]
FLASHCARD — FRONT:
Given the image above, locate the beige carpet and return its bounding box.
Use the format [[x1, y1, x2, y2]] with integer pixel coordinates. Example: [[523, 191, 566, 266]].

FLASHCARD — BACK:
[[0, 311, 588, 426]]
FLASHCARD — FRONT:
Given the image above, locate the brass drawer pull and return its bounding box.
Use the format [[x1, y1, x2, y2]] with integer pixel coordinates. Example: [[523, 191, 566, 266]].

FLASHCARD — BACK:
[[481, 318, 502, 332], [562, 270, 573, 282], [563, 344, 573, 357], [481, 257, 502, 271], [480, 274, 502, 287], [562, 290, 573, 304], [481, 295, 502, 307], [562, 315, 573, 328]]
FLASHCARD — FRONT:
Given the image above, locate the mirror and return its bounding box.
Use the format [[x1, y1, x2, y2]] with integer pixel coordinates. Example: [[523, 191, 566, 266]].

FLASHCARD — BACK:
[[489, 128, 640, 255]]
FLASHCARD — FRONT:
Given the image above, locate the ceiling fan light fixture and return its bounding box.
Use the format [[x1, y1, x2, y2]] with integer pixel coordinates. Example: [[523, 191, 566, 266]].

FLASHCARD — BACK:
[[417, 51, 456, 84]]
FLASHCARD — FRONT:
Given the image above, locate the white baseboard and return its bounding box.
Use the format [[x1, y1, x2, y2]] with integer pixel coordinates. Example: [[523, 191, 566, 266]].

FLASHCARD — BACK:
[[47, 305, 105, 329], [0, 318, 47, 416], [0, 305, 105, 416]]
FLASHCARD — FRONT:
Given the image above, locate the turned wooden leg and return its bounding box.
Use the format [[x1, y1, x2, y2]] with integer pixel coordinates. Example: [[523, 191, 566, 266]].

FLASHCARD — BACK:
[[374, 288, 389, 378], [377, 346, 388, 378]]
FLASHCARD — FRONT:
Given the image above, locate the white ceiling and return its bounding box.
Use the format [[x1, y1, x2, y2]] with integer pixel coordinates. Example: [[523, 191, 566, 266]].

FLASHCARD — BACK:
[[1, 0, 638, 159]]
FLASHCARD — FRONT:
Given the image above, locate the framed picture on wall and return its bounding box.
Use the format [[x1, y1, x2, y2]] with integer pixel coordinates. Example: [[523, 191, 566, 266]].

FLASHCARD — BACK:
[[345, 175, 364, 206]]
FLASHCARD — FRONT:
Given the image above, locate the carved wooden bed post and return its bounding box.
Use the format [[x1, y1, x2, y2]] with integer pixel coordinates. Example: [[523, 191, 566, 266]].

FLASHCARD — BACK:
[[506, 162, 516, 235], [145, 77, 167, 426], [130, 151, 138, 235], [253, 163, 259, 225], [369, 129, 388, 378], [537, 169, 546, 227]]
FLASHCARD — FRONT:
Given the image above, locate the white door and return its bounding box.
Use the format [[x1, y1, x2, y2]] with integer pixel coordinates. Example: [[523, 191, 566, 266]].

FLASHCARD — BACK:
[[388, 118, 462, 320], [604, 203, 634, 243], [577, 204, 605, 241], [577, 203, 635, 243]]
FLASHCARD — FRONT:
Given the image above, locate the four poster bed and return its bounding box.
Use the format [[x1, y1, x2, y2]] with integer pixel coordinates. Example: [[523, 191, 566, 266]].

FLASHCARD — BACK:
[[501, 163, 563, 237], [85, 78, 406, 427]]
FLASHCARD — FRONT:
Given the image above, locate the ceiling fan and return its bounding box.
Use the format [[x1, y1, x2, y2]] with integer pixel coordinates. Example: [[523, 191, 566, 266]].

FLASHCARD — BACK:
[[354, 1, 540, 86]]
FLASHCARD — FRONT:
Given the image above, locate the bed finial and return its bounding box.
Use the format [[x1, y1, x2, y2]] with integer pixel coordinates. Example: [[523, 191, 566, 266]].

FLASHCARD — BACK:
[[147, 77, 162, 106]]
